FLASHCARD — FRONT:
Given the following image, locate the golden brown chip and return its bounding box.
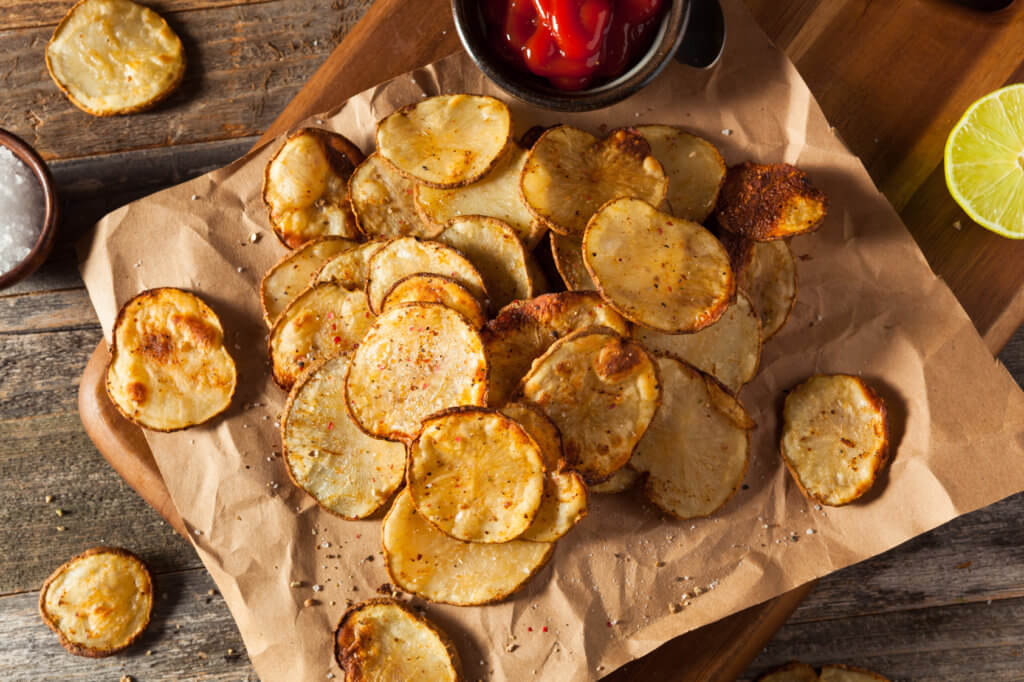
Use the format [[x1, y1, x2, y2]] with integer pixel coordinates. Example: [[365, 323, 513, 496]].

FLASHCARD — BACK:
[[364, 237, 488, 314], [314, 240, 386, 290], [780, 374, 890, 506], [636, 125, 726, 222], [520, 126, 668, 236], [549, 231, 595, 291], [589, 466, 641, 494], [720, 234, 798, 339], [381, 274, 486, 329], [263, 128, 364, 248], [584, 198, 734, 333], [345, 303, 487, 441], [106, 288, 236, 431], [260, 236, 359, 327], [757, 662, 821, 682], [382, 489, 553, 606], [439, 215, 536, 312], [349, 153, 439, 239], [377, 94, 511, 188], [715, 162, 828, 241], [335, 599, 462, 682], [39, 547, 153, 658], [46, 0, 185, 116], [521, 328, 660, 483], [282, 353, 405, 519], [408, 408, 545, 543], [819, 665, 891, 682]]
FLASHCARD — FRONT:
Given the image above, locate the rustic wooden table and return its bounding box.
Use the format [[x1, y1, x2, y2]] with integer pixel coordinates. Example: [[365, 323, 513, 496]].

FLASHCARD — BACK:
[[1, 1, 1023, 681]]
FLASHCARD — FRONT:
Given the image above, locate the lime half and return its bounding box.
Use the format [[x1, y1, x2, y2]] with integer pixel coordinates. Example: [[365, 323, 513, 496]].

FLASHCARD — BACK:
[[944, 83, 1024, 239]]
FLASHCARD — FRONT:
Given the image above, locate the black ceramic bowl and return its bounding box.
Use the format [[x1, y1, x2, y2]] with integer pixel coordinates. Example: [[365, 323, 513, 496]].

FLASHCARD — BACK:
[[0, 129, 58, 290]]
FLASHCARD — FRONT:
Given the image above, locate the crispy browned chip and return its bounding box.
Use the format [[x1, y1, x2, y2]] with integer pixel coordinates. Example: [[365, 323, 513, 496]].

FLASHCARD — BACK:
[[364, 237, 487, 314], [589, 466, 641, 494], [106, 288, 236, 431], [260, 236, 359, 327], [439, 215, 537, 312], [819, 664, 891, 682], [636, 125, 726, 222], [549, 231, 595, 291], [314, 239, 386, 290], [349, 153, 440, 239], [39, 547, 153, 658], [716, 162, 828, 241], [381, 274, 486, 329], [757, 662, 821, 682], [721, 232, 798, 339], [781, 374, 890, 506]]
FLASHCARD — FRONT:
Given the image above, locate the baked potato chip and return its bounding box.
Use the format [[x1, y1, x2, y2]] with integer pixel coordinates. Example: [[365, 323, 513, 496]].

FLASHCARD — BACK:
[[381, 274, 486, 329], [589, 466, 641, 494], [408, 408, 545, 543], [550, 232, 595, 291], [269, 282, 374, 390], [282, 353, 405, 519], [819, 665, 890, 682], [482, 291, 631, 406], [383, 489, 553, 606], [260, 236, 359, 327], [757, 662, 820, 682], [263, 128, 364, 248], [106, 288, 236, 431], [521, 126, 667, 236], [439, 216, 536, 312], [46, 0, 185, 116], [634, 292, 761, 392], [365, 237, 488, 314], [781, 374, 890, 506], [631, 355, 752, 519], [377, 94, 511, 187], [721, 234, 798, 339], [636, 125, 725, 222], [584, 198, 734, 333], [522, 328, 660, 483], [346, 304, 487, 441], [314, 240, 386, 290], [716, 162, 828, 241], [335, 599, 461, 682], [349, 153, 439, 239], [39, 547, 153, 658]]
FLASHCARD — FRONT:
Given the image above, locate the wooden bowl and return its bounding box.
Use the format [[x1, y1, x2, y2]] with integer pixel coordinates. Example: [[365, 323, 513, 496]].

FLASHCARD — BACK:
[[0, 129, 58, 290]]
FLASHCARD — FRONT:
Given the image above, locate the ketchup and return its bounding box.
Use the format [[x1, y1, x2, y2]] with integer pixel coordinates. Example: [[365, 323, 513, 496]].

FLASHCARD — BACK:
[[483, 0, 667, 90]]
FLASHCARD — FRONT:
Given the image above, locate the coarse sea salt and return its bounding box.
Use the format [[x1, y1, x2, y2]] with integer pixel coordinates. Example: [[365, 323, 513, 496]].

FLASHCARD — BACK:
[[0, 145, 45, 276]]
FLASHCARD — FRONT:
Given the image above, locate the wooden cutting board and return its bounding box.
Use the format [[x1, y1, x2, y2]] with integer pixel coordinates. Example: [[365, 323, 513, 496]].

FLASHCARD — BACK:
[[77, 0, 1024, 679]]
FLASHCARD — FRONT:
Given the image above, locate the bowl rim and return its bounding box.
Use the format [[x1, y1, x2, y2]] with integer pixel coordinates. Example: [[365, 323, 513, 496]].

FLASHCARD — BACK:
[[0, 128, 59, 290]]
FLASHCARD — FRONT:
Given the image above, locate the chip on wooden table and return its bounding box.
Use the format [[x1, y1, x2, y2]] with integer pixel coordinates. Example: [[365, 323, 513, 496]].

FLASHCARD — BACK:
[[364, 236, 487, 313], [819, 664, 890, 681], [334, 599, 462, 682], [716, 162, 828, 241], [721, 234, 798, 339], [282, 352, 405, 519], [314, 240, 386, 290], [381, 274, 486, 329], [549, 231, 595, 291], [439, 215, 537, 312], [39, 547, 153, 658], [106, 288, 236, 431], [589, 466, 641, 494], [756, 661, 821, 682], [46, 0, 185, 116], [260, 236, 359, 327], [349, 153, 440, 239], [781, 375, 890, 506], [382, 489, 553, 605], [636, 125, 726, 222], [377, 94, 511, 187]]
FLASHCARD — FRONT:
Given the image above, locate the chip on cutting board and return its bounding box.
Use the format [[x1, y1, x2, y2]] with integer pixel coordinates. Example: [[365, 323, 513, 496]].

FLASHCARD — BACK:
[[281, 352, 405, 519], [349, 153, 440, 239], [260, 236, 358, 327], [715, 162, 828, 241], [381, 274, 486, 329], [438, 215, 537, 312], [781, 374, 890, 506], [46, 0, 185, 116], [377, 94, 511, 187], [314, 240, 386, 290], [382, 489, 553, 605], [721, 233, 798, 339], [334, 599, 462, 682], [106, 288, 236, 431], [636, 125, 726, 222], [364, 237, 488, 313], [549, 232, 596, 291], [39, 547, 153, 658]]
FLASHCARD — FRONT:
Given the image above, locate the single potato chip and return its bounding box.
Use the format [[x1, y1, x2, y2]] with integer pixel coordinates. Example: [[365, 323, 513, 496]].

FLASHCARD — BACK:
[[365, 237, 487, 313], [634, 292, 762, 392], [721, 233, 798, 339], [282, 353, 405, 519], [263, 128, 364, 248], [584, 198, 734, 333], [39, 547, 153, 658], [346, 303, 488, 441], [106, 288, 236, 431], [636, 125, 726, 222], [439, 215, 536, 312], [377, 94, 511, 187], [819, 665, 890, 682], [381, 273, 486, 329], [260, 236, 359, 327], [757, 662, 821, 682], [408, 408, 545, 543], [715, 162, 828, 241], [314, 240, 386, 290], [589, 466, 641, 494], [46, 0, 185, 116], [383, 489, 553, 605], [781, 374, 890, 506], [521, 126, 668, 236], [349, 153, 439, 239], [334, 599, 461, 682], [269, 282, 374, 390], [550, 232, 595, 291], [522, 328, 660, 483], [631, 355, 753, 519]]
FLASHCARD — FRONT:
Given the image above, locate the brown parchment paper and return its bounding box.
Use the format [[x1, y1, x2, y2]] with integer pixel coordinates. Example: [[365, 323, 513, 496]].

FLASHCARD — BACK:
[[78, 1, 1024, 680]]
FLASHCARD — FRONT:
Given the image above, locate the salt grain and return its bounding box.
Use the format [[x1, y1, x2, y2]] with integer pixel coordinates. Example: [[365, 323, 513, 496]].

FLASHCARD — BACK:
[[0, 146, 45, 276]]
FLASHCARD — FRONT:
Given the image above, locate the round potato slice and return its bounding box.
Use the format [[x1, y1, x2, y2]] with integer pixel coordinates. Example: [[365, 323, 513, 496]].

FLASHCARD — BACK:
[[549, 231, 596, 291], [781, 375, 890, 506], [631, 355, 753, 519], [584, 198, 734, 333], [314, 239, 386, 290], [757, 661, 820, 682], [636, 125, 726, 222], [365, 236, 487, 313], [634, 292, 762, 392], [260, 236, 359, 327], [377, 94, 511, 188], [521, 126, 668, 236], [439, 215, 536, 312], [408, 408, 545, 543], [335, 599, 462, 682], [381, 274, 486, 330], [819, 664, 891, 682], [589, 466, 641, 494], [349, 153, 439, 239], [46, 0, 185, 116], [522, 328, 660, 483], [346, 303, 488, 441], [282, 353, 405, 519], [715, 162, 828, 241], [263, 128, 364, 248], [39, 547, 153, 658], [269, 282, 374, 390], [106, 288, 236, 431], [383, 489, 553, 606], [729, 237, 798, 340]]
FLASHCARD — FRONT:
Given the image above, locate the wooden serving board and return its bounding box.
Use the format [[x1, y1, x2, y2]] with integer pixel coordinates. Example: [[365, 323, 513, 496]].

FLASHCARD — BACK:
[[77, 0, 1024, 680]]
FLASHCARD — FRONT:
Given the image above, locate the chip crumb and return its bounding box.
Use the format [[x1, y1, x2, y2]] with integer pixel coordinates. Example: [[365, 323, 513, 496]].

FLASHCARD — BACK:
[[146, 649, 152, 656], [227, 648, 236, 656], [289, 580, 302, 588], [249, 232, 260, 243], [506, 642, 519, 652], [55, 509, 64, 516], [670, 603, 683, 613], [207, 589, 216, 596], [191, 194, 199, 201], [120, 676, 134, 682], [953, 220, 962, 230], [304, 598, 316, 607], [721, 128, 733, 136], [806, 528, 816, 535], [45, 495, 53, 503], [655, 560, 666, 568], [197, 651, 207, 659], [55, 525, 66, 532]]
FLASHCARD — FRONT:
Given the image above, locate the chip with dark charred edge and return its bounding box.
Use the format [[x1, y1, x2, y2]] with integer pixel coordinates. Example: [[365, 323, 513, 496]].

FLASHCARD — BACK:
[[381, 274, 486, 329], [720, 231, 799, 340], [314, 240, 386, 290], [636, 125, 726, 222], [715, 162, 828, 241], [260, 236, 359, 327], [756, 661, 821, 682], [819, 664, 891, 682], [439, 215, 537, 312], [549, 231, 596, 291], [349, 153, 440, 240], [364, 237, 488, 314]]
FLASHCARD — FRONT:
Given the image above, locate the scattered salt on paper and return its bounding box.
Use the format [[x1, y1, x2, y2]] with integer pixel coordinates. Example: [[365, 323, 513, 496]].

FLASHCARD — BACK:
[[0, 146, 45, 275]]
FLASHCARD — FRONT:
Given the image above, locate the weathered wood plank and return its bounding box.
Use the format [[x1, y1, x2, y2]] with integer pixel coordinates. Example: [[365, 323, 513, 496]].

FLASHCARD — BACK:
[[0, 288, 96, 333], [1, 0, 277, 31], [0, 327, 100, 418]]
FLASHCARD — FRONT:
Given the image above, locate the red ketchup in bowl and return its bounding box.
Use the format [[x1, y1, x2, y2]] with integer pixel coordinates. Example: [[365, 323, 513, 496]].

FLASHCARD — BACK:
[[483, 0, 667, 91]]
